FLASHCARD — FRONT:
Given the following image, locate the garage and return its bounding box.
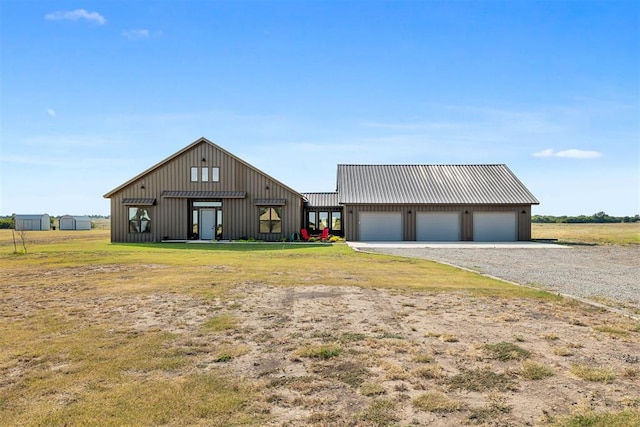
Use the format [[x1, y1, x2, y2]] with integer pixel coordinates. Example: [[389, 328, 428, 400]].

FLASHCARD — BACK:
[[359, 212, 402, 241], [416, 212, 461, 241], [473, 212, 517, 241]]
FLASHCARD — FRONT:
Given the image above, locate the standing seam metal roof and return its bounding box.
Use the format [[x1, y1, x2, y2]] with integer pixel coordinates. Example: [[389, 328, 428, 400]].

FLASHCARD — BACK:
[[336, 164, 539, 205], [301, 192, 340, 207]]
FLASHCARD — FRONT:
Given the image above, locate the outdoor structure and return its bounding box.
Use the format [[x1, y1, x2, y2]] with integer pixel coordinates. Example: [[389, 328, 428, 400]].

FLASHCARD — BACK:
[[104, 138, 305, 243], [105, 137, 539, 243], [59, 215, 92, 230], [336, 164, 539, 242], [15, 214, 51, 231], [301, 192, 343, 237]]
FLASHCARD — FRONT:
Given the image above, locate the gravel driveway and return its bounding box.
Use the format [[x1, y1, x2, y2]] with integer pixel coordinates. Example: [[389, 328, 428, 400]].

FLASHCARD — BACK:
[[364, 244, 640, 315]]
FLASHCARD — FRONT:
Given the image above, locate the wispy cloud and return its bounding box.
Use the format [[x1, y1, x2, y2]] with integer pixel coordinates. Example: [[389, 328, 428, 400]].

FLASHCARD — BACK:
[[45, 9, 106, 25], [122, 29, 150, 40], [532, 148, 602, 159], [47, 108, 56, 117]]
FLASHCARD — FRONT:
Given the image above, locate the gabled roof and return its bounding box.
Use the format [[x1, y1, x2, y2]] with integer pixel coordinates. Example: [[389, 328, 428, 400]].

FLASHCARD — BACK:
[[302, 192, 339, 208], [337, 164, 539, 205], [104, 137, 304, 199]]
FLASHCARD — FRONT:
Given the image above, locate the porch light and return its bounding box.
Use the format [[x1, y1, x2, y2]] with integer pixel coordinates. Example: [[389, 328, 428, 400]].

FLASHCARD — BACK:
[[202, 157, 206, 162]]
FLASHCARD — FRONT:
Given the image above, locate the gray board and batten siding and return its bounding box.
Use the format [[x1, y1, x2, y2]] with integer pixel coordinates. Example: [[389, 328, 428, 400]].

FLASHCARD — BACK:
[[337, 165, 539, 242], [104, 138, 305, 242]]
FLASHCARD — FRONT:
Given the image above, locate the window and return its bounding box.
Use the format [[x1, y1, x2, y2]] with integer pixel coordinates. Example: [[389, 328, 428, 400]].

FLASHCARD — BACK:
[[190, 167, 198, 182], [259, 207, 282, 233], [211, 167, 220, 182], [332, 211, 342, 231], [201, 167, 209, 181], [129, 207, 151, 233], [318, 211, 329, 230], [307, 211, 317, 231]]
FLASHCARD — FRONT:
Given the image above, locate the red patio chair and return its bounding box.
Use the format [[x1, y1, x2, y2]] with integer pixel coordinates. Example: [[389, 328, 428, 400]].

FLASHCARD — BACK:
[[319, 228, 329, 241], [300, 229, 310, 241]]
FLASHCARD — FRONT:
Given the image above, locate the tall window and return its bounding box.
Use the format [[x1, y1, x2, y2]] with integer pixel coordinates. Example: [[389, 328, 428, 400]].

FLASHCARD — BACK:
[[129, 207, 151, 233], [201, 167, 209, 181], [318, 211, 329, 230], [332, 211, 342, 231], [259, 207, 282, 233], [212, 167, 220, 182], [190, 167, 198, 182], [307, 212, 317, 232]]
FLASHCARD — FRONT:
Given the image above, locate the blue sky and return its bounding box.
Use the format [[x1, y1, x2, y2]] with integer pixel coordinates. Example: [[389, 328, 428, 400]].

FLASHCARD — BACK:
[[1, 1, 638, 217]]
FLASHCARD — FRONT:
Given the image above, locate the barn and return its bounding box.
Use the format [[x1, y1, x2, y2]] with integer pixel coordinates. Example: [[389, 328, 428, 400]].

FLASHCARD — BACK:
[[337, 164, 539, 242], [59, 215, 92, 230], [105, 138, 539, 243], [15, 214, 51, 231], [104, 137, 305, 243]]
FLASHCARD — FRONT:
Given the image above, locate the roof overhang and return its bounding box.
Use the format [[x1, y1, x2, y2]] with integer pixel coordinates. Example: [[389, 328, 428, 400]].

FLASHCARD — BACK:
[[254, 198, 286, 206], [122, 198, 156, 206], [161, 191, 246, 199]]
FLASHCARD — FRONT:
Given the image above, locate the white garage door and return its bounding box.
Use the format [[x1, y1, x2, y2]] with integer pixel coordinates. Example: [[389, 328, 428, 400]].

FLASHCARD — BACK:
[[359, 212, 402, 241], [473, 212, 517, 241], [416, 212, 461, 241]]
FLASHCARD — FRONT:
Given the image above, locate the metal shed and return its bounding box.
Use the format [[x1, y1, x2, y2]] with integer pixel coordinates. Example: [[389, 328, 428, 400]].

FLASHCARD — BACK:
[[59, 215, 92, 230], [15, 214, 51, 231]]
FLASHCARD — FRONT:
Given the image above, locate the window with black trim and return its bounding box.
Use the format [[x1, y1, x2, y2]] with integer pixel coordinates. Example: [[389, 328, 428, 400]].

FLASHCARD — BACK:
[[259, 207, 282, 233], [129, 207, 151, 233]]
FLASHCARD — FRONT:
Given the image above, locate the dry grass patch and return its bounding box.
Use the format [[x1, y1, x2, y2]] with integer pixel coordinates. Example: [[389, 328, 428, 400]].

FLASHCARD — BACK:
[[413, 391, 463, 412], [311, 360, 369, 388], [570, 364, 616, 383], [445, 368, 517, 392], [412, 364, 445, 380], [358, 398, 399, 426], [359, 382, 387, 396], [520, 361, 554, 380], [484, 342, 531, 361], [413, 353, 436, 363], [468, 395, 512, 425], [295, 343, 341, 360], [532, 222, 640, 245], [201, 314, 239, 332], [551, 409, 640, 426]]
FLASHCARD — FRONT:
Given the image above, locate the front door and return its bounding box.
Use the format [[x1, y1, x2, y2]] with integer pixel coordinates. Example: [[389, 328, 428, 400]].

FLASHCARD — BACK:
[[200, 209, 216, 240]]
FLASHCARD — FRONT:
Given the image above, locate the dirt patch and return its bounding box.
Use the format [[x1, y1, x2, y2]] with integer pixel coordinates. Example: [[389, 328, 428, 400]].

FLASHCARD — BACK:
[[2, 267, 639, 425]]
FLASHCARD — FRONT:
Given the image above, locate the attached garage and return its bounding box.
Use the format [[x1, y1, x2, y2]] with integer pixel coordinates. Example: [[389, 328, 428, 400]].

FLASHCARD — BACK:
[[416, 212, 460, 241], [359, 212, 402, 241], [473, 212, 517, 241]]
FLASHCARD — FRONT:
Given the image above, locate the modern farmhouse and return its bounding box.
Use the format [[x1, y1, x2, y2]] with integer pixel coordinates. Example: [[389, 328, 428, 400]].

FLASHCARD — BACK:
[[104, 137, 539, 243]]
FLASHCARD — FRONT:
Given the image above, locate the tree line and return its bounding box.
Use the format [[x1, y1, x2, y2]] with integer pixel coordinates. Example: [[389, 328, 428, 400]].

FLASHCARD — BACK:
[[532, 212, 639, 223]]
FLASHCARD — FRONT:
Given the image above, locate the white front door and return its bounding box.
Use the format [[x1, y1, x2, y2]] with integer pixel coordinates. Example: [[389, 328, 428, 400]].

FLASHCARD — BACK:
[[200, 209, 216, 240]]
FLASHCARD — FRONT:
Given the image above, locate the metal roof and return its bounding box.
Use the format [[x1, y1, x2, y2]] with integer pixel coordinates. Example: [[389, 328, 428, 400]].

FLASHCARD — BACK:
[[161, 191, 246, 199], [122, 198, 156, 206], [254, 198, 286, 206], [337, 164, 539, 205], [104, 138, 304, 199], [302, 192, 340, 207]]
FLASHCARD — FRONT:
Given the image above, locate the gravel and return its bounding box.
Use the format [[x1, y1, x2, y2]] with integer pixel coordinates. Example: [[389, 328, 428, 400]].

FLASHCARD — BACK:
[[366, 244, 640, 313]]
